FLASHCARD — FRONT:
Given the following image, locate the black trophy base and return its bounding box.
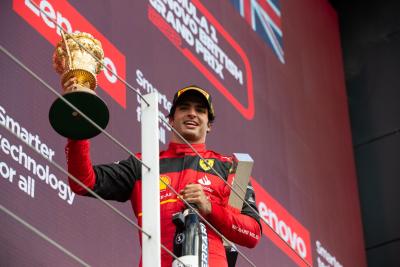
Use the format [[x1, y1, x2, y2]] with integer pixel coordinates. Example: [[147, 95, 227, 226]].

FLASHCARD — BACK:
[[49, 91, 109, 140]]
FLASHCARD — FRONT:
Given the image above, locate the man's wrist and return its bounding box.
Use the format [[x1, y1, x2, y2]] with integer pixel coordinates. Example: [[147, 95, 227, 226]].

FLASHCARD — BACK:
[[203, 200, 212, 215]]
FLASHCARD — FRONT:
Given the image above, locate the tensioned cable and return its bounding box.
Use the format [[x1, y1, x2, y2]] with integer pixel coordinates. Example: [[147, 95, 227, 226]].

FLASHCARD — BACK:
[[0, 45, 149, 172], [0, 126, 185, 266], [29, 0, 253, 214], [162, 116, 249, 196], [161, 117, 313, 267], [0, 45, 250, 267], [0, 118, 150, 236], [22, 2, 259, 266], [0, 44, 253, 266], [19, 2, 311, 266], [161, 119, 312, 267], [29, 0, 251, 226], [158, 177, 257, 266], [0, 204, 90, 267], [0, 47, 189, 267]]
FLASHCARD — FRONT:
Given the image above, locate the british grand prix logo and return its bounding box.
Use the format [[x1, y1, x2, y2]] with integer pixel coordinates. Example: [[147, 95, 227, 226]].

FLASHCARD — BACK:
[[148, 0, 256, 120]]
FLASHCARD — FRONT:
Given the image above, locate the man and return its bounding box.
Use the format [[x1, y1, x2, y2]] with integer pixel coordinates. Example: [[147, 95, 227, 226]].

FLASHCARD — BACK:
[[65, 83, 261, 266]]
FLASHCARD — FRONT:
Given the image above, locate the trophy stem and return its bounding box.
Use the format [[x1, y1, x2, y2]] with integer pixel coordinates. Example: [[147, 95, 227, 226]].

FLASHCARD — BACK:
[[61, 69, 97, 90]]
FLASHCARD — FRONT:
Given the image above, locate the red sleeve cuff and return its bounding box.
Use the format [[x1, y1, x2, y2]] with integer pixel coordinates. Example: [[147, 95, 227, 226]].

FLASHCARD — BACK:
[[206, 202, 261, 248], [65, 139, 96, 194]]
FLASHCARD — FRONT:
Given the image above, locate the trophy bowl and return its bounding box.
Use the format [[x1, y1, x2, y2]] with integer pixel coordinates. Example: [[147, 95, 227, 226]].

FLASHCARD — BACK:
[[49, 31, 109, 140]]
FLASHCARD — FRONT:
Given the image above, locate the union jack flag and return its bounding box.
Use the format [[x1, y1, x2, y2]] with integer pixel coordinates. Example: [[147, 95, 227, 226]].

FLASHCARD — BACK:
[[229, 0, 284, 63]]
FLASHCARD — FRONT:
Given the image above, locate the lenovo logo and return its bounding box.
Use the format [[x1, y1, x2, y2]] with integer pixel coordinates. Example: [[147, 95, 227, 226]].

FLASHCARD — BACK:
[[13, 0, 127, 108], [252, 178, 313, 267]]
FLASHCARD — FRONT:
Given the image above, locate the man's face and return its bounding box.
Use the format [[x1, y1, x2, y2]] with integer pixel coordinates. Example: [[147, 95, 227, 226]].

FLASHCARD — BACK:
[[169, 93, 211, 144]]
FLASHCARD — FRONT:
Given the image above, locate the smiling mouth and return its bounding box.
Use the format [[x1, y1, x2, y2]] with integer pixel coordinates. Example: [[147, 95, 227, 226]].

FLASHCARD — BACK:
[[184, 121, 199, 127]]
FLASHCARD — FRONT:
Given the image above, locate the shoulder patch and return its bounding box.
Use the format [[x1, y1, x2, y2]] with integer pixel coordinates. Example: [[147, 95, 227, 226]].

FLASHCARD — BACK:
[[159, 175, 171, 191]]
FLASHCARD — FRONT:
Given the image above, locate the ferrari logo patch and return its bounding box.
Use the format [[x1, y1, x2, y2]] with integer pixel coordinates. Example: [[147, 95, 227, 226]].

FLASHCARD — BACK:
[[199, 159, 215, 171]]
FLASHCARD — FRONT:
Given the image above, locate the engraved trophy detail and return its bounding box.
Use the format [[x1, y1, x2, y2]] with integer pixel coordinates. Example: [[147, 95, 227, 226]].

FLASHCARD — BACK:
[[49, 31, 109, 140]]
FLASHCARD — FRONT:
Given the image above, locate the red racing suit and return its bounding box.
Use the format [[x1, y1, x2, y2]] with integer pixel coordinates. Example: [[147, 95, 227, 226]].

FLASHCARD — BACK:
[[66, 140, 261, 267]]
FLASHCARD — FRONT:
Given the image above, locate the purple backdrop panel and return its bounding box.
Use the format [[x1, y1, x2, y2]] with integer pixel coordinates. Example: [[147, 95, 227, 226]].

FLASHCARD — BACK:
[[0, 0, 366, 266]]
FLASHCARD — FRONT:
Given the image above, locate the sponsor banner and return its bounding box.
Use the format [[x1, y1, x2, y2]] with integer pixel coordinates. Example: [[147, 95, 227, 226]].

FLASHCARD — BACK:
[[252, 178, 313, 267], [316, 240, 343, 267], [148, 0, 255, 120], [13, 0, 127, 108], [1, 0, 366, 266], [0, 105, 76, 205]]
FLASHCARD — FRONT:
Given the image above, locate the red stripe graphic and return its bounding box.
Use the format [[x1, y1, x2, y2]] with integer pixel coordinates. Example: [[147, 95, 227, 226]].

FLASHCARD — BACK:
[[13, 0, 127, 108]]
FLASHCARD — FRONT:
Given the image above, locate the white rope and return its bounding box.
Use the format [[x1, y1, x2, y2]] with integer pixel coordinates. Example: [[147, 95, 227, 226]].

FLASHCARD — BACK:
[[16, 1, 261, 265], [0, 45, 247, 266], [159, 179, 257, 266], [5, 2, 313, 266], [0, 111, 188, 267], [0, 204, 90, 267], [0, 47, 189, 267], [0, 45, 150, 171], [163, 117, 311, 266]]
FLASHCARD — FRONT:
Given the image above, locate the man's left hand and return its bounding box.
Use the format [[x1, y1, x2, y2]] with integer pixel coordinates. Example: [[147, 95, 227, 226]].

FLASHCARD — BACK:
[[180, 183, 212, 215]]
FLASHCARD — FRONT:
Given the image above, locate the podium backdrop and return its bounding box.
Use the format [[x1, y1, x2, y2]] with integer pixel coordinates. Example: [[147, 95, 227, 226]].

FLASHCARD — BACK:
[[0, 0, 367, 266]]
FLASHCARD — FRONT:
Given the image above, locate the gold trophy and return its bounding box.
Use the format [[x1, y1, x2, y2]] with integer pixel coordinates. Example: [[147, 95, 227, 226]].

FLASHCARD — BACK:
[[49, 31, 109, 140]]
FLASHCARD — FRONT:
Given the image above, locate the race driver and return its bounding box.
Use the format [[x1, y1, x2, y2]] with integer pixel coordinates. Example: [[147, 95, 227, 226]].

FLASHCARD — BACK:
[[64, 82, 262, 267]]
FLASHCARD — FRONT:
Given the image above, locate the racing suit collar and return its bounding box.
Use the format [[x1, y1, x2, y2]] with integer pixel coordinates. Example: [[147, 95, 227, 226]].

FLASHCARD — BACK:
[[168, 142, 206, 155]]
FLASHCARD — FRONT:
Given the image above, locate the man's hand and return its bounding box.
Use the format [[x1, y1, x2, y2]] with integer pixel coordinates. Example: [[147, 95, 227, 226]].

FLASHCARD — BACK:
[[63, 77, 78, 92], [180, 183, 212, 215], [63, 77, 92, 93]]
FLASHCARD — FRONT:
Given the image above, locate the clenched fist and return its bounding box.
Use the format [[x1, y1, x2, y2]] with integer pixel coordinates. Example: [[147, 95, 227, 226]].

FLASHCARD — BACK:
[[180, 183, 212, 215]]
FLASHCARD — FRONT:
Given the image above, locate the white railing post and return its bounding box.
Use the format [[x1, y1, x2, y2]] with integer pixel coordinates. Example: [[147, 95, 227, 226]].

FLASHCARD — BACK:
[[141, 92, 161, 267]]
